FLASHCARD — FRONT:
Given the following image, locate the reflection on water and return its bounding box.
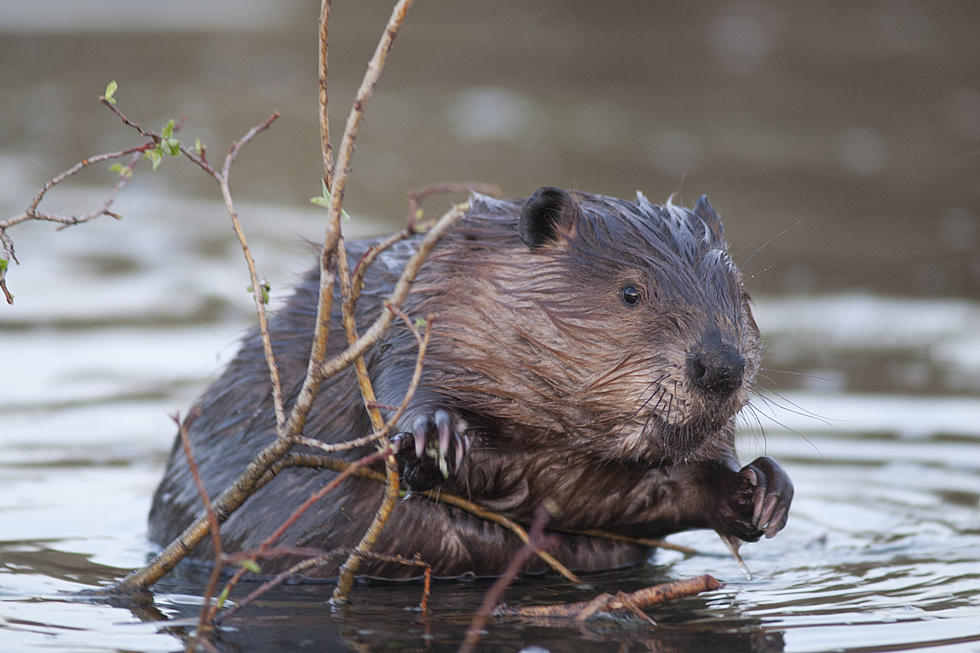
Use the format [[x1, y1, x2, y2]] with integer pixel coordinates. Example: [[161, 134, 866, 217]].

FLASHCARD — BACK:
[[2, 1, 979, 651]]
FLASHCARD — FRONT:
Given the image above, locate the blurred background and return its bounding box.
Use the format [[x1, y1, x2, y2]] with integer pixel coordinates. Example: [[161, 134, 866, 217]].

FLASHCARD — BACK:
[[1, 2, 978, 652]]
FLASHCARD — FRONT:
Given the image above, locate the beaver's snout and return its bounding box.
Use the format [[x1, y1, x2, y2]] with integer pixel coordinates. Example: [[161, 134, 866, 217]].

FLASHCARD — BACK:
[[685, 337, 745, 400]]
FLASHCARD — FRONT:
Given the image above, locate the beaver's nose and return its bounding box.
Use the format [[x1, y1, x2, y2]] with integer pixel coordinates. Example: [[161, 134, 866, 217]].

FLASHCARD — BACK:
[[686, 340, 745, 399]]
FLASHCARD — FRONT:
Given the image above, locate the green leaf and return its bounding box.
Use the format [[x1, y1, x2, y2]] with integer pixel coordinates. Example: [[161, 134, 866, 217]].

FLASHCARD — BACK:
[[413, 317, 428, 330], [144, 148, 163, 171], [104, 80, 117, 104], [216, 586, 230, 609], [246, 283, 270, 305], [161, 119, 175, 140], [0, 259, 8, 274], [194, 137, 203, 155], [311, 180, 351, 221], [161, 137, 180, 156], [109, 163, 133, 179], [239, 559, 262, 574]]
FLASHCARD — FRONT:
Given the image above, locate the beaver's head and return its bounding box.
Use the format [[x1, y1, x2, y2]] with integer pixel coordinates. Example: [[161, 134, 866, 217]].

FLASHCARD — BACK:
[[427, 187, 762, 464]]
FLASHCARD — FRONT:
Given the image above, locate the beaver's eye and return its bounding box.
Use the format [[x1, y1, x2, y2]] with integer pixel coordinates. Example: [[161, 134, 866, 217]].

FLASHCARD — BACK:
[[620, 284, 641, 306]]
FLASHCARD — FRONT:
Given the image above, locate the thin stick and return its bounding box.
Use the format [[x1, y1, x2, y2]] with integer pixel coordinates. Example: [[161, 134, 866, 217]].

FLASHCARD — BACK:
[[292, 0, 415, 455], [406, 181, 501, 228], [115, 152, 462, 596], [2, 146, 147, 303], [318, 0, 334, 189], [217, 112, 287, 432], [268, 452, 582, 586], [493, 574, 724, 620], [205, 446, 393, 621], [572, 529, 699, 555], [319, 203, 464, 381], [350, 229, 412, 302], [459, 503, 554, 653], [173, 413, 223, 635], [101, 100, 286, 434], [219, 550, 430, 622], [286, 309, 431, 455], [331, 455, 400, 604]]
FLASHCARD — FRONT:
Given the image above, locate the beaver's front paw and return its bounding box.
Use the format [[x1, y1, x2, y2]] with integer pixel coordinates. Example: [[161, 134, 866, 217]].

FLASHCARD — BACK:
[[392, 409, 469, 493], [716, 456, 793, 542]]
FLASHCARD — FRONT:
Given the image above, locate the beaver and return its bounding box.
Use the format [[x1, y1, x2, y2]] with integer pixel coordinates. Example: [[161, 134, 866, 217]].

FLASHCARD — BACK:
[[148, 186, 793, 579]]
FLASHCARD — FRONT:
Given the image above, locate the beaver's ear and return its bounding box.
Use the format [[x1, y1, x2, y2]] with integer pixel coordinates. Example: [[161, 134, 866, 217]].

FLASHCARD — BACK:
[[519, 186, 580, 249], [694, 195, 725, 241]]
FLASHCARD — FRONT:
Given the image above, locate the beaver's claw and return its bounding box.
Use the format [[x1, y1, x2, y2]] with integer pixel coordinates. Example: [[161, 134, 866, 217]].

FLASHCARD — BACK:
[[716, 456, 793, 542], [392, 409, 469, 493]]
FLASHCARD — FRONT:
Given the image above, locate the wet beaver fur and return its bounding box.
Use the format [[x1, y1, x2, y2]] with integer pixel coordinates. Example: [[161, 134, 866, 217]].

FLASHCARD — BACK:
[[148, 187, 793, 579]]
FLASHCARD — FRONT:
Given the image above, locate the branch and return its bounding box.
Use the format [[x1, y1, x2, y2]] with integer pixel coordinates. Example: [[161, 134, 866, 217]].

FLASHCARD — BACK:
[[216, 112, 287, 432], [318, 202, 465, 381], [174, 413, 224, 638], [1, 145, 147, 304], [219, 550, 430, 622], [287, 308, 432, 456], [205, 445, 393, 620], [459, 502, 556, 653], [318, 0, 334, 189], [493, 574, 724, 621], [406, 181, 501, 228], [267, 452, 582, 586]]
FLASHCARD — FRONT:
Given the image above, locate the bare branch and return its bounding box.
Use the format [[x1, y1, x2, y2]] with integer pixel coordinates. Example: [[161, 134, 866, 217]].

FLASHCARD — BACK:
[[216, 112, 286, 432], [318, 0, 334, 189], [459, 502, 556, 653], [571, 528, 699, 555], [174, 412, 224, 635], [1, 140, 150, 304], [269, 452, 582, 586], [207, 445, 394, 613], [100, 96, 156, 139], [406, 181, 501, 229], [319, 202, 465, 381], [219, 549, 430, 622], [493, 574, 724, 621]]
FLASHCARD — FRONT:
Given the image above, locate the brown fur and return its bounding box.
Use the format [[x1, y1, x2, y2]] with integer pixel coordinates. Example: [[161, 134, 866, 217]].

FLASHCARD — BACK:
[[148, 188, 791, 579]]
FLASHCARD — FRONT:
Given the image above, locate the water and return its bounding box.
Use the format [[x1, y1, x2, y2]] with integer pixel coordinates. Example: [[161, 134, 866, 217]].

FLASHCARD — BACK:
[[2, 2, 979, 651]]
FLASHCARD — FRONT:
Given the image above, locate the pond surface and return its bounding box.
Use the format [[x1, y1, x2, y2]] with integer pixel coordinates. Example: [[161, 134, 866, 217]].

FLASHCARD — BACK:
[[2, 2, 979, 652]]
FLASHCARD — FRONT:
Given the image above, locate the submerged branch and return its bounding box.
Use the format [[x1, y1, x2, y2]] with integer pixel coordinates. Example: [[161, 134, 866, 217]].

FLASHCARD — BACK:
[[494, 574, 724, 621]]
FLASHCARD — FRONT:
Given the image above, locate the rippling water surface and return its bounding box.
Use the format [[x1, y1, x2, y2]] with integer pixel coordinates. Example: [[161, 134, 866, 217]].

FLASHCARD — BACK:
[[1, 191, 978, 652], [2, 2, 979, 651]]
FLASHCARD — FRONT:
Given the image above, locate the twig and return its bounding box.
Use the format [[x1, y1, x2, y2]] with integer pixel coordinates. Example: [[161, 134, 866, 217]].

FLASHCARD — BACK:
[[318, 202, 465, 381], [205, 445, 394, 621], [572, 529, 699, 555], [459, 502, 555, 653], [219, 550, 430, 622], [382, 304, 433, 428], [318, 0, 334, 189], [115, 428, 295, 591], [101, 96, 288, 435], [216, 112, 287, 433], [1, 145, 147, 304], [326, 0, 415, 603], [285, 309, 431, 456], [266, 452, 582, 585], [350, 229, 413, 301], [100, 97, 156, 140], [116, 127, 464, 596], [173, 413, 223, 639], [406, 181, 501, 229], [493, 575, 724, 621]]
